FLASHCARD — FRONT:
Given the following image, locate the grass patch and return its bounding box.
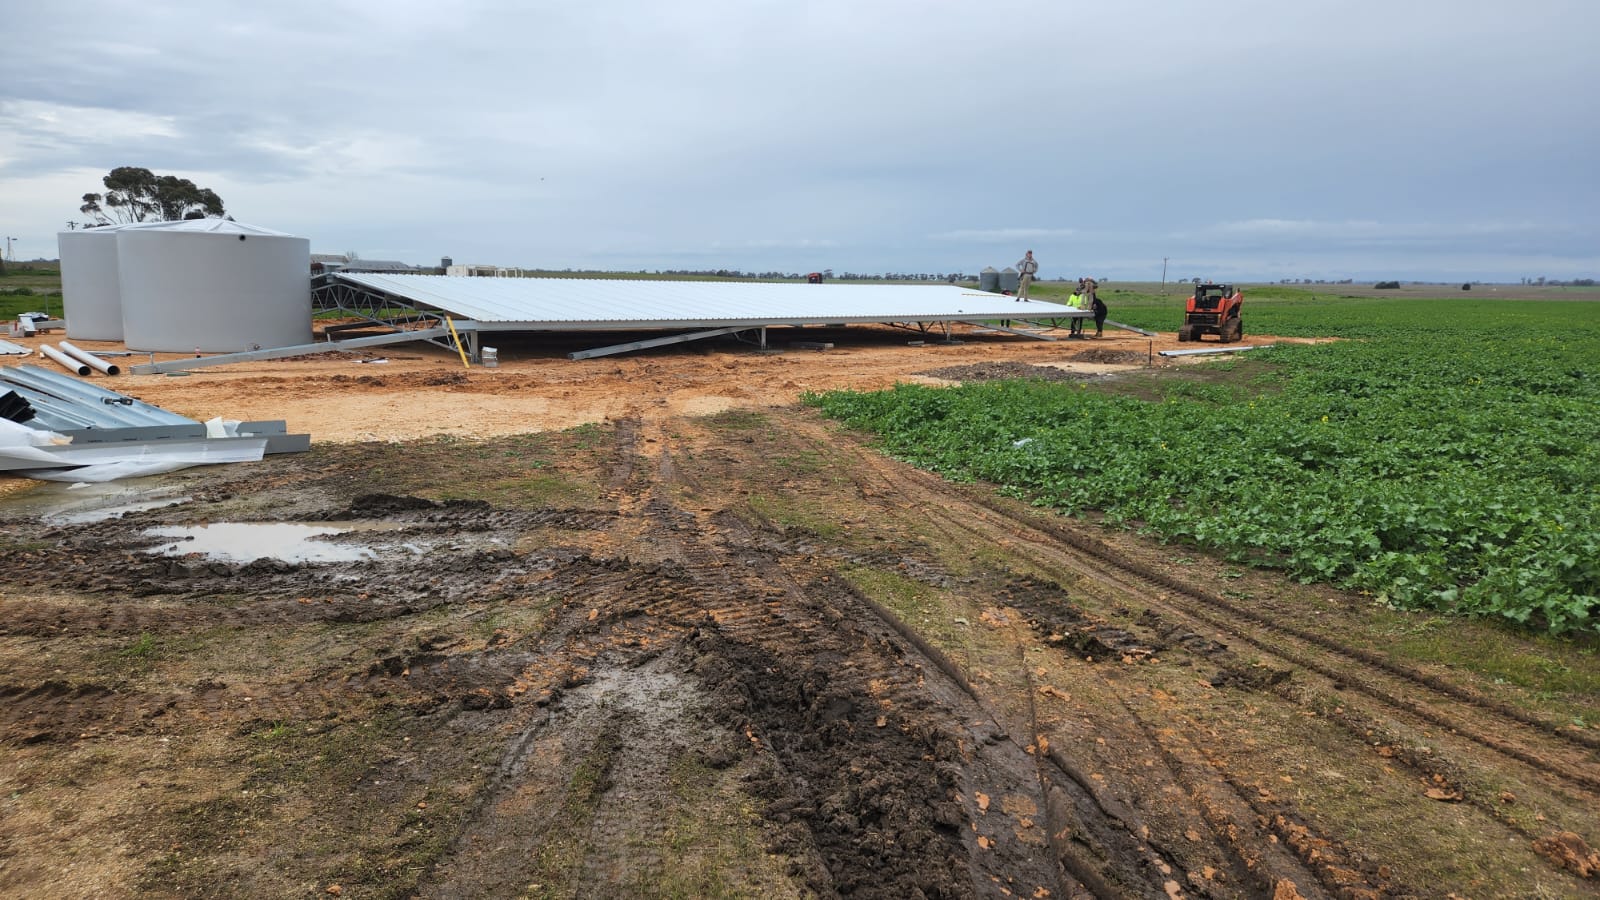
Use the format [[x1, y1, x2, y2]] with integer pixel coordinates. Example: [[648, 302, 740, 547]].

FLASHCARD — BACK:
[[569, 422, 607, 450], [330, 431, 610, 509], [839, 564, 973, 652], [440, 471, 600, 507], [119, 633, 158, 659], [642, 752, 802, 899], [133, 708, 492, 898], [744, 492, 843, 540], [1375, 612, 1600, 719], [521, 729, 623, 899], [704, 409, 769, 433]]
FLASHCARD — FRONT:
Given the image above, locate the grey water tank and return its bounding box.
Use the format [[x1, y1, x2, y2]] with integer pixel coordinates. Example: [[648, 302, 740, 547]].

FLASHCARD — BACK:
[[58, 226, 130, 340], [999, 267, 1020, 293], [979, 266, 999, 293], [117, 219, 312, 353]]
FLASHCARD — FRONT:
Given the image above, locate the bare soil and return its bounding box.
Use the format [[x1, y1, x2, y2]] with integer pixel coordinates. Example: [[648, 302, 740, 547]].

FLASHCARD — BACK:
[[2, 322, 1598, 899]]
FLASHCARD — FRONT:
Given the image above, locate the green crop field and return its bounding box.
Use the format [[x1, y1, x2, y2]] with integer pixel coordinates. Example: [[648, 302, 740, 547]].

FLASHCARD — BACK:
[[808, 290, 1600, 635], [0, 263, 64, 321]]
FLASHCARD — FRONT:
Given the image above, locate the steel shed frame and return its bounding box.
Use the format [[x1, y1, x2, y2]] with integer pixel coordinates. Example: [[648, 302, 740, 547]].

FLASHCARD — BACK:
[[311, 273, 1088, 360]]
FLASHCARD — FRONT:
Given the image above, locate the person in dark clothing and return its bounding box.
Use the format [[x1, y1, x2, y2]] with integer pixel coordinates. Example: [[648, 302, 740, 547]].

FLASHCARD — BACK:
[[1092, 293, 1107, 337]]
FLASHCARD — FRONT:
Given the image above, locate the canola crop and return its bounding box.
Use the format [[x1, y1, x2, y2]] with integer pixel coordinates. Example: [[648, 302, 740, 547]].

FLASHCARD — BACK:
[[809, 296, 1600, 635]]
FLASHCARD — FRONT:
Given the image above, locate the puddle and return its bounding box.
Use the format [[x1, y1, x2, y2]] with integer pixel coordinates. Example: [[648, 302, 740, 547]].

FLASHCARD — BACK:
[[47, 497, 193, 525], [142, 521, 407, 564], [0, 478, 193, 524]]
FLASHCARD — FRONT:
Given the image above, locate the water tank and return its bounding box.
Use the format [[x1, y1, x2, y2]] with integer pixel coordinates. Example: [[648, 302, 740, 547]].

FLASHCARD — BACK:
[[58, 226, 129, 340], [999, 267, 1020, 293], [978, 266, 999, 293], [441, 256, 453, 269], [117, 220, 312, 353]]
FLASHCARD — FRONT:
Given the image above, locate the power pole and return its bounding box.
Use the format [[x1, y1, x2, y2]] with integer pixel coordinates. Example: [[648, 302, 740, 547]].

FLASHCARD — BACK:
[[4, 237, 15, 262], [1161, 257, 1168, 294]]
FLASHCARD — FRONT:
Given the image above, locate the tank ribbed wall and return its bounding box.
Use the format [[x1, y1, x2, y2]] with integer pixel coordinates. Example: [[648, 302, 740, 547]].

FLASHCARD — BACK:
[[118, 228, 311, 353], [58, 229, 127, 340]]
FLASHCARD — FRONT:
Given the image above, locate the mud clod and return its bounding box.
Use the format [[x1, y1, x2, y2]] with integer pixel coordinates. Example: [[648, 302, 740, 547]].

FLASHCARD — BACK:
[[1533, 831, 1600, 879]]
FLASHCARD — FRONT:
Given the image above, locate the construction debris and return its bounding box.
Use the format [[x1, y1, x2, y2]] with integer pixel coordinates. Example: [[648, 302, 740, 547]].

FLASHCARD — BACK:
[[0, 363, 308, 482]]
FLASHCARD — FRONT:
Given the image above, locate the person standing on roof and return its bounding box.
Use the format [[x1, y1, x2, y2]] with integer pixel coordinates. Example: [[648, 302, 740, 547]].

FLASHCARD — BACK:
[[1015, 250, 1039, 301]]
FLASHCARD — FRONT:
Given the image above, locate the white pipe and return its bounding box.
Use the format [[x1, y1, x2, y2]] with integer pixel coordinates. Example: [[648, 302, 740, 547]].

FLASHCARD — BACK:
[[57, 340, 122, 376], [40, 344, 91, 376], [1158, 344, 1275, 357]]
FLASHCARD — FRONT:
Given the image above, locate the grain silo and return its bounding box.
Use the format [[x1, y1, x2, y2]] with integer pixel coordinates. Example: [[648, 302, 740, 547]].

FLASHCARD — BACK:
[[57, 225, 130, 341], [999, 267, 1020, 294], [978, 266, 999, 293], [117, 220, 312, 353]]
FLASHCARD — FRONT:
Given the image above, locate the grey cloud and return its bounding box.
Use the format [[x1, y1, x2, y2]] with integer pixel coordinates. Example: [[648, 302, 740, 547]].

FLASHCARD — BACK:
[[1, 0, 1595, 279]]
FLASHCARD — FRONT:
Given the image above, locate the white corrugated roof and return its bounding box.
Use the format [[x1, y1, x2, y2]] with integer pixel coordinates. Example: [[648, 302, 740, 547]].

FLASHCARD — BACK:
[[333, 273, 1075, 329], [57, 219, 294, 238]]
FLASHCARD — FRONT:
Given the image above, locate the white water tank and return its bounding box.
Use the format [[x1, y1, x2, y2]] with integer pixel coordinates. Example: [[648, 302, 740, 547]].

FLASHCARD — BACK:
[[58, 226, 130, 340], [117, 220, 312, 353]]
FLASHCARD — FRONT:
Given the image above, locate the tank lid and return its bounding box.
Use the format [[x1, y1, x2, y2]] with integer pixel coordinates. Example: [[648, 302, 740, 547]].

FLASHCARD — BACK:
[[114, 218, 296, 237], [57, 223, 137, 237]]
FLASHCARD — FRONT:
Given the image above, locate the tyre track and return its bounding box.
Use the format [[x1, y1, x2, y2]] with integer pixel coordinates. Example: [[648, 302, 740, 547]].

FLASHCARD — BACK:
[[756, 417, 1358, 896], [837, 429, 1600, 801], [759, 414, 1600, 893], [650, 424, 1079, 898]]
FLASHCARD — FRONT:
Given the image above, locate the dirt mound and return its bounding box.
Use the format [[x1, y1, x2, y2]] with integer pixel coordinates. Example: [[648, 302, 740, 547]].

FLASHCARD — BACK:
[[1069, 347, 1149, 365], [918, 361, 1096, 383], [349, 493, 441, 513]]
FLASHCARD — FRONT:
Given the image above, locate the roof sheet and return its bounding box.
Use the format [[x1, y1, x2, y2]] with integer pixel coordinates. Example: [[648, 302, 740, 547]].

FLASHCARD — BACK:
[[58, 219, 295, 238], [332, 273, 1078, 330]]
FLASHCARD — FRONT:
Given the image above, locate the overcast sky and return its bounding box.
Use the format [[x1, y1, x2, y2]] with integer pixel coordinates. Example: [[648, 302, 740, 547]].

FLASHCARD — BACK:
[[3, 1, 1596, 282]]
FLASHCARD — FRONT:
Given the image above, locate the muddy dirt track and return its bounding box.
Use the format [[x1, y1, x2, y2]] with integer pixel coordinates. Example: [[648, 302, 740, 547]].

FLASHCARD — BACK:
[[2, 324, 1599, 899]]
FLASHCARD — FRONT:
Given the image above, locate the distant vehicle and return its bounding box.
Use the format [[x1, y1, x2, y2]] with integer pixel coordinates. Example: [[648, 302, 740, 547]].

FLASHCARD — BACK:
[[806, 272, 824, 284], [1177, 283, 1243, 342]]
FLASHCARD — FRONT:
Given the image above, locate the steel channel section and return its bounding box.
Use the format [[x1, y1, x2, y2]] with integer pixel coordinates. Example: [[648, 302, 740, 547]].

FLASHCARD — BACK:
[[1, 365, 193, 425], [567, 326, 747, 360], [2, 385, 125, 431], [0, 365, 195, 427], [128, 326, 456, 375], [963, 320, 1063, 341], [1157, 344, 1272, 357]]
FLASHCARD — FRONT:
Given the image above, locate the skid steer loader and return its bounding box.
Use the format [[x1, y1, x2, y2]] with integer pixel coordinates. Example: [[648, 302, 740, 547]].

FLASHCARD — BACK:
[[1177, 283, 1243, 342]]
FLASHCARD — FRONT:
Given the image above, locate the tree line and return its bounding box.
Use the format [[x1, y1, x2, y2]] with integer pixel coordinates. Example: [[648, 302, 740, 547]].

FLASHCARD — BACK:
[[75, 166, 226, 227]]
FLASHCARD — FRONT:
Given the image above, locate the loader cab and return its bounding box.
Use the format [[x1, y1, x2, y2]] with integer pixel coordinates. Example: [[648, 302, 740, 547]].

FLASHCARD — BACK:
[[1189, 283, 1235, 311]]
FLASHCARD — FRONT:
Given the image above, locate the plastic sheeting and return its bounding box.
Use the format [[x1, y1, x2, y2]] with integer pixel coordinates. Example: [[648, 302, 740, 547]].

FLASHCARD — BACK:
[[14, 443, 266, 483], [0, 417, 266, 483]]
